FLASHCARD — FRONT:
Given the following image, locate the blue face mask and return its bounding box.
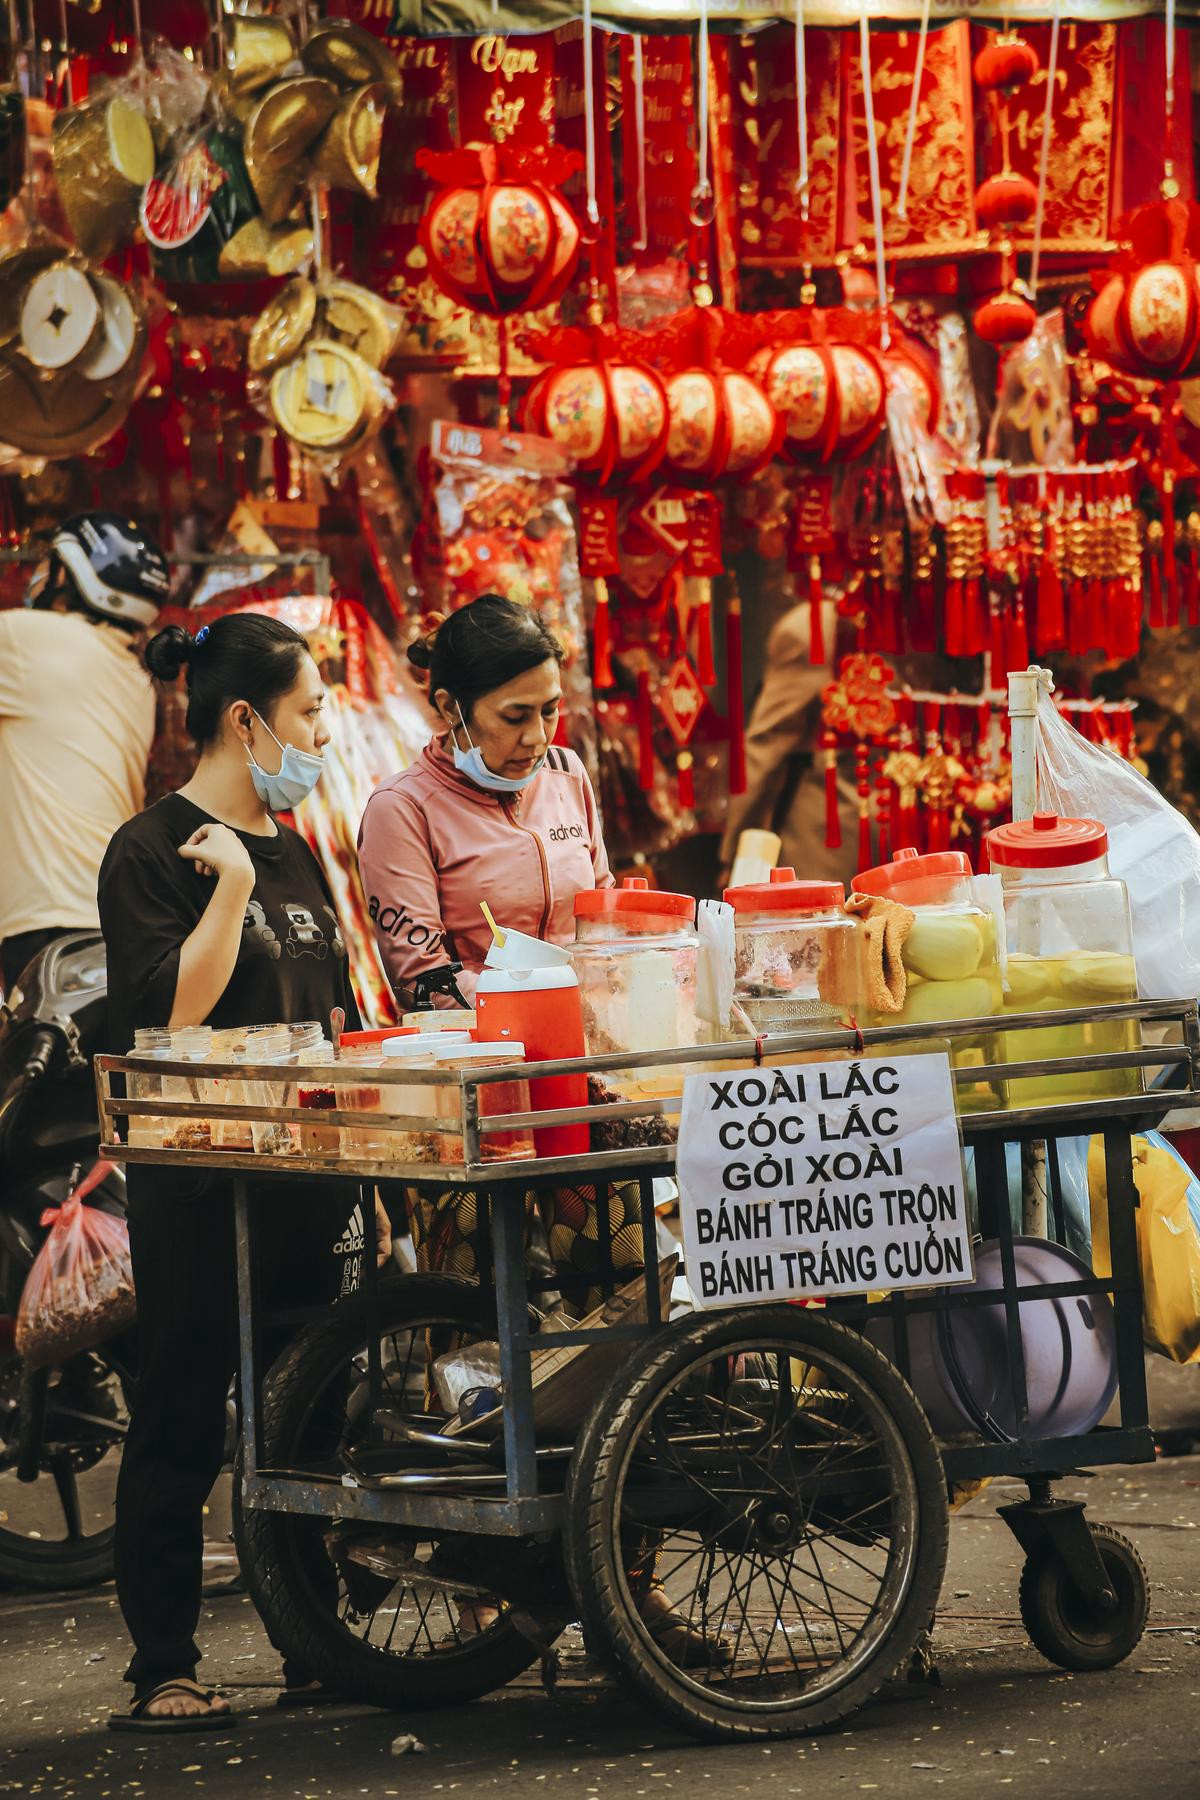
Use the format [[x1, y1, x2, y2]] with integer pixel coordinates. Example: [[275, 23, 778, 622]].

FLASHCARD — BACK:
[[247, 711, 325, 811], [451, 718, 546, 794]]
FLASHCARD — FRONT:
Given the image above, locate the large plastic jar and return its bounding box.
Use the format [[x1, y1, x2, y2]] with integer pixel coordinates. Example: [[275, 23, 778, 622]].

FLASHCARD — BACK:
[[430, 1042, 534, 1166], [291, 1026, 341, 1159], [246, 1024, 296, 1157], [127, 1027, 169, 1149], [852, 847, 1003, 1113], [571, 877, 699, 1098], [209, 1027, 253, 1152], [724, 867, 859, 1035], [379, 1032, 472, 1164], [985, 810, 1141, 1106], [334, 1045, 386, 1161]]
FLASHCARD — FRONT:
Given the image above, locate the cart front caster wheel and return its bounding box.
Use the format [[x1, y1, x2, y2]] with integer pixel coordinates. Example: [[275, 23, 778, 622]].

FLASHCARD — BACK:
[[1019, 1524, 1148, 1672]]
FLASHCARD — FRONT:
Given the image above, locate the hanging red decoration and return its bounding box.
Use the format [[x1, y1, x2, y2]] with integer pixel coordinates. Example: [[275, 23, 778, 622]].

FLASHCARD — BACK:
[[974, 171, 1039, 230], [647, 305, 783, 484], [417, 143, 582, 319], [973, 35, 1039, 93], [749, 315, 887, 466], [522, 324, 669, 490], [973, 289, 1037, 344], [1085, 200, 1200, 382]]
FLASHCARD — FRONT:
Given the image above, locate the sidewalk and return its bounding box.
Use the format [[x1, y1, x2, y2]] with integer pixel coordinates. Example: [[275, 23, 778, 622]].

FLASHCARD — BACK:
[[1, 1454, 1197, 1800]]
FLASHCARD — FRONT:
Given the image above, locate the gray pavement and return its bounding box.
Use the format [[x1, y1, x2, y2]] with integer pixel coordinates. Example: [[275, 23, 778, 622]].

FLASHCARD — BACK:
[[1, 1453, 1198, 1800]]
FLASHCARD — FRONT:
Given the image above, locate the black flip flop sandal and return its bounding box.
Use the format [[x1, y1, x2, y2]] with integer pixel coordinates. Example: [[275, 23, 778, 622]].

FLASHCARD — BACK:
[[109, 1677, 236, 1734], [276, 1684, 342, 1709]]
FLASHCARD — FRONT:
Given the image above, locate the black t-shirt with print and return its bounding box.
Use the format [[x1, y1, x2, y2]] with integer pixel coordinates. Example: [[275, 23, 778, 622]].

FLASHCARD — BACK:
[[98, 792, 358, 1053]]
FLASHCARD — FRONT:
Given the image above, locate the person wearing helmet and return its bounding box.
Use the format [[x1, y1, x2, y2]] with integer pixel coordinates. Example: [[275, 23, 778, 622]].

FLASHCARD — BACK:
[[0, 513, 167, 996]]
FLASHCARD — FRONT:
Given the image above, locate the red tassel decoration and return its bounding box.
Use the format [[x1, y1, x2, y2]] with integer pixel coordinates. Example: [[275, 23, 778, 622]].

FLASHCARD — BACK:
[[1162, 476, 1179, 624], [592, 578, 615, 689], [1087, 577, 1106, 653], [677, 751, 695, 810], [822, 726, 842, 849], [1187, 552, 1200, 629], [636, 667, 655, 791], [726, 593, 746, 796], [1068, 576, 1089, 649], [808, 556, 826, 665], [964, 577, 987, 656], [945, 577, 964, 656], [694, 580, 716, 687], [874, 761, 892, 865], [1008, 597, 1030, 673], [855, 742, 873, 874], [1037, 507, 1065, 650], [1148, 556, 1165, 629]]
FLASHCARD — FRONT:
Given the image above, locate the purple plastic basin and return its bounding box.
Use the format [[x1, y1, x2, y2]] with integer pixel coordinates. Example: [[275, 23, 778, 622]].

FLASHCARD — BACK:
[[867, 1237, 1118, 1442]]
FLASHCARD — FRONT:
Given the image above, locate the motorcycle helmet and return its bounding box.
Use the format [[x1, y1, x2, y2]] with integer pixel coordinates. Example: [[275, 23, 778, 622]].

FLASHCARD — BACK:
[[40, 512, 170, 629]]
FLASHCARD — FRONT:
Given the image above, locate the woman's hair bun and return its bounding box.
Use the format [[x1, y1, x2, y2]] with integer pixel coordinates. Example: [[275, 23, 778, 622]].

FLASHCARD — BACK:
[[406, 636, 433, 673], [144, 623, 194, 683]]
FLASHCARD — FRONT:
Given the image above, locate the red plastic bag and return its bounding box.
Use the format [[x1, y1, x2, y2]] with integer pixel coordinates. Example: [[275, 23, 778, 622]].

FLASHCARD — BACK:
[[15, 1162, 136, 1370]]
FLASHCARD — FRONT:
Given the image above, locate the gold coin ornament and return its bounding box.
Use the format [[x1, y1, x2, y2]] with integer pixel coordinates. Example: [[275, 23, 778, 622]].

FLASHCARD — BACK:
[[310, 82, 387, 199], [20, 263, 100, 370], [319, 278, 402, 369], [270, 338, 370, 450], [77, 275, 144, 383], [301, 21, 404, 99], [243, 77, 340, 226]]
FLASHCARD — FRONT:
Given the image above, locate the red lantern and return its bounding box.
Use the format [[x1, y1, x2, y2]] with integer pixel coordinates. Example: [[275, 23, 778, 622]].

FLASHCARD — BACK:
[[417, 144, 582, 319], [1085, 200, 1200, 382], [523, 357, 669, 487], [664, 368, 780, 480], [883, 337, 941, 434], [975, 172, 1039, 231], [749, 342, 839, 463], [829, 344, 888, 457], [973, 34, 1039, 92], [974, 290, 1037, 345]]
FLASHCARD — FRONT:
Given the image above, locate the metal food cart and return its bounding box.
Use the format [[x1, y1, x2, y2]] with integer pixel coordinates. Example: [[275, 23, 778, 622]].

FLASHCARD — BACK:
[[96, 995, 1200, 1741]]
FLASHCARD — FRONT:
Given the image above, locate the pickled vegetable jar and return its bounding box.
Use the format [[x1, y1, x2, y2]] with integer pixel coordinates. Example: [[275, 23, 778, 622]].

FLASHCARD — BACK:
[[724, 868, 858, 1034], [852, 847, 1002, 1113], [985, 811, 1140, 1107], [572, 878, 699, 1098]]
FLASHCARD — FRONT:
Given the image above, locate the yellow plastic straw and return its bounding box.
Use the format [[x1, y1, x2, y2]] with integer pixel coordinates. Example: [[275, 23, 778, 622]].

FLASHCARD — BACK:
[[480, 901, 506, 948]]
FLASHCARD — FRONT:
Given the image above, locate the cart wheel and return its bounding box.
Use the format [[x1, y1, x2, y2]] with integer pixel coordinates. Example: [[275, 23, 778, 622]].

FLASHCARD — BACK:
[[563, 1305, 949, 1741], [235, 1274, 559, 1711], [1018, 1523, 1148, 1671]]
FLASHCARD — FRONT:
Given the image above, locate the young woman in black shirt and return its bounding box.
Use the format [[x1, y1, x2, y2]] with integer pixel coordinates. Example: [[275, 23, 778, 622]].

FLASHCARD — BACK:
[[98, 614, 387, 1732]]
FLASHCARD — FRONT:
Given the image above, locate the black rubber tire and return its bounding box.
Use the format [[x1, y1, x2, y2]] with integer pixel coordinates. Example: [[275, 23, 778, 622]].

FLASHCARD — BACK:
[[0, 1347, 131, 1592], [563, 1304, 949, 1741], [1018, 1523, 1149, 1671], [235, 1274, 550, 1711]]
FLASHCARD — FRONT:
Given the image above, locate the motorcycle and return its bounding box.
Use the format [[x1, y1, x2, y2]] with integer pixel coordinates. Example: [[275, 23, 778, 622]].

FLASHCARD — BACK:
[[0, 933, 134, 1589]]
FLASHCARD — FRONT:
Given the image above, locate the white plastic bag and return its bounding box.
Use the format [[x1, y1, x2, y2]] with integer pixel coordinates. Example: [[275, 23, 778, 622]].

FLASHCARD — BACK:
[[1035, 688, 1200, 1001]]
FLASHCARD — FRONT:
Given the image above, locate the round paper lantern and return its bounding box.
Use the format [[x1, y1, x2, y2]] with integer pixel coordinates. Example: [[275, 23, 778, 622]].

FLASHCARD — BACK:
[[975, 172, 1039, 231], [416, 144, 581, 319], [829, 343, 887, 457], [973, 290, 1037, 345], [523, 358, 669, 486], [749, 343, 837, 462], [1085, 275, 1127, 365], [664, 367, 781, 481], [1118, 261, 1200, 375], [973, 35, 1039, 91]]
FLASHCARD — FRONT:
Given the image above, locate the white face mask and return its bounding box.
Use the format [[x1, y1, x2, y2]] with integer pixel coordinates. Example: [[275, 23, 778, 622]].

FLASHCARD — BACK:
[[450, 716, 546, 794], [246, 710, 325, 810]]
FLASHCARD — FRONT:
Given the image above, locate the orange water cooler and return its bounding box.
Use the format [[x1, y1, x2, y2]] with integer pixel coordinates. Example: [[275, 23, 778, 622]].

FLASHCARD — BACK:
[[474, 934, 589, 1160]]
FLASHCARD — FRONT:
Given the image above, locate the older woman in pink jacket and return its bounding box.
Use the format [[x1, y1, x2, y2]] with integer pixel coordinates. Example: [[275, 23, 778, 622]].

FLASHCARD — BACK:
[[359, 594, 719, 1662], [359, 593, 613, 1010]]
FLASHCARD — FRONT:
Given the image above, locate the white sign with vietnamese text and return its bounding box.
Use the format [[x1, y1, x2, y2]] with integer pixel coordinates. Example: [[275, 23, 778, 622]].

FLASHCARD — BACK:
[[678, 1053, 973, 1309]]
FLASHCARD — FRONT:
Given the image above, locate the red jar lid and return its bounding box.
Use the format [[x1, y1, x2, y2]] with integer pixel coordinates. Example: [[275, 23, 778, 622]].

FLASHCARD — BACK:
[[985, 810, 1108, 869], [724, 867, 845, 914], [852, 845, 974, 899], [574, 875, 695, 920]]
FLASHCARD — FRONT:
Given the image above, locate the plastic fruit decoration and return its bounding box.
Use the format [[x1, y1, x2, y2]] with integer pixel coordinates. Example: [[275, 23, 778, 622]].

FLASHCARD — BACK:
[[417, 144, 582, 319], [521, 322, 669, 486], [1085, 200, 1200, 382], [646, 306, 781, 482]]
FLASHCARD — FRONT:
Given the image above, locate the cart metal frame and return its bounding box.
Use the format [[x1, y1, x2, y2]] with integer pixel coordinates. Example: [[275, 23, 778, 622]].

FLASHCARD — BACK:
[[95, 996, 1200, 1559]]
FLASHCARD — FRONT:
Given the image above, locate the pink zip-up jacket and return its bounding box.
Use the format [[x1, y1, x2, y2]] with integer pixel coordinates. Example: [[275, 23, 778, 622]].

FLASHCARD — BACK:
[[358, 737, 614, 1007]]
